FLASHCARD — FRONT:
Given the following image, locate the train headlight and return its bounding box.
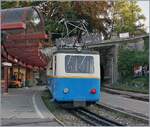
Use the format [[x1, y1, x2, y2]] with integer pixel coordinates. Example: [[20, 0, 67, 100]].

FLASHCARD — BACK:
[[63, 88, 69, 94]]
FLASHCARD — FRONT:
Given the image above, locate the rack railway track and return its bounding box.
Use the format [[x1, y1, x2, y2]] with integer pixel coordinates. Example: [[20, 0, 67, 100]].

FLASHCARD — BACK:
[[68, 108, 125, 126], [96, 103, 149, 123]]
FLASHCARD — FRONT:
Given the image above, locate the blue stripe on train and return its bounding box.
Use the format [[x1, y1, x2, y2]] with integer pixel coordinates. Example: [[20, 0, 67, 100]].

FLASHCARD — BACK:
[[48, 78, 101, 102]]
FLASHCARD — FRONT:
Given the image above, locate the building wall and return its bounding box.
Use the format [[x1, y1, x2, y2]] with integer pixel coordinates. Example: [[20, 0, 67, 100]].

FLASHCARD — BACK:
[[123, 38, 144, 51]]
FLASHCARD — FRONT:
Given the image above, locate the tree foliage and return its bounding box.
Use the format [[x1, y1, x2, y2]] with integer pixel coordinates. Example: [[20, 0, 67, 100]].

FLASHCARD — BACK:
[[112, 0, 146, 35], [38, 1, 112, 39], [73, 1, 112, 39], [1, 1, 42, 9], [1, 0, 147, 39]]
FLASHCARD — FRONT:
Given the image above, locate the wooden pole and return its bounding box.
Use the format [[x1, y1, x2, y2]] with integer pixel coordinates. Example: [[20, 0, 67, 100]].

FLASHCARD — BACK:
[[4, 66, 8, 93]]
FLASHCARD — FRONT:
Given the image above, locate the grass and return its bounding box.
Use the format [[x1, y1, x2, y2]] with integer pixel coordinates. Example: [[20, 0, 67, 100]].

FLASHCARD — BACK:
[[106, 77, 149, 94], [41, 90, 70, 124], [104, 76, 149, 94], [41, 90, 80, 126], [107, 84, 149, 94], [41, 90, 60, 113]]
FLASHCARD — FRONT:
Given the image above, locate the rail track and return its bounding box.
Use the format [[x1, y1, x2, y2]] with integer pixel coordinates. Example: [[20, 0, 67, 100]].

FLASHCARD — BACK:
[[96, 103, 149, 123], [68, 108, 124, 126], [102, 87, 149, 102]]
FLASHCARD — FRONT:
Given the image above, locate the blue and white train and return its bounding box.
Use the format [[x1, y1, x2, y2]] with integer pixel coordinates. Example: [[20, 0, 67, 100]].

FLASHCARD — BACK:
[[47, 48, 101, 107]]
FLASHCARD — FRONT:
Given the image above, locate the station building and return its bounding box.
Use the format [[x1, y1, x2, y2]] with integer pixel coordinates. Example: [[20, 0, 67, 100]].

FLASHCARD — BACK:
[[1, 7, 48, 93]]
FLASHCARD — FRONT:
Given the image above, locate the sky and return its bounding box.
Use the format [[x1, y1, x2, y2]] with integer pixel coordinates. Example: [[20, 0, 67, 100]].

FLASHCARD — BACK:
[[137, 1, 149, 33]]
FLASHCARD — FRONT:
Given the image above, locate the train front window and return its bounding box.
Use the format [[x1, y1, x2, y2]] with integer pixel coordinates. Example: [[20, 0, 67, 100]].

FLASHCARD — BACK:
[[65, 55, 94, 73]]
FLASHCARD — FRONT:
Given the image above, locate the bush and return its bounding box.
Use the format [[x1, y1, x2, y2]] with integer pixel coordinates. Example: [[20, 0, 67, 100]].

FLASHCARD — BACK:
[[129, 77, 149, 88], [117, 45, 149, 93], [118, 48, 148, 79], [113, 76, 149, 93]]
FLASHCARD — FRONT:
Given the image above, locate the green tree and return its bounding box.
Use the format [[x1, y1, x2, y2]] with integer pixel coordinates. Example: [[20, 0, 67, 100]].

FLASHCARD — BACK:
[[35, 1, 112, 39], [2, 1, 146, 39], [1, 1, 42, 9], [112, 0, 146, 36], [73, 1, 112, 39], [118, 48, 148, 79]]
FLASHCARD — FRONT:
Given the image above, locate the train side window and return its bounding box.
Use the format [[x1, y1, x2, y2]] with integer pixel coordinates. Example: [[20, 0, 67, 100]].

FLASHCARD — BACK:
[[50, 58, 53, 70], [54, 56, 56, 75]]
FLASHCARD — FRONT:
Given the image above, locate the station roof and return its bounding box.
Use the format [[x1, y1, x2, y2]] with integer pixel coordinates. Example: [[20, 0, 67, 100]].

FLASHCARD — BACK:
[[1, 7, 44, 31], [1, 7, 48, 69]]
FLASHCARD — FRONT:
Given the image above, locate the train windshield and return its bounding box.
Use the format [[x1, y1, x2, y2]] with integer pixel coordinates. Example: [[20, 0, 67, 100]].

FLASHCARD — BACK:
[[65, 55, 94, 73]]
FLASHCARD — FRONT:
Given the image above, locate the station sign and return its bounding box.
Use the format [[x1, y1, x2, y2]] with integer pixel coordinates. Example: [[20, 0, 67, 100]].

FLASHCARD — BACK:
[[2, 62, 12, 67], [119, 32, 129, 38]]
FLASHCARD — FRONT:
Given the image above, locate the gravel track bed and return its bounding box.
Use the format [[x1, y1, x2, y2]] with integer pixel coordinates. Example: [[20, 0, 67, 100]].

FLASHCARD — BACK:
[[42, 90, 148, 126], [41, 90, 89, 126], [86, 104, 148, 126]]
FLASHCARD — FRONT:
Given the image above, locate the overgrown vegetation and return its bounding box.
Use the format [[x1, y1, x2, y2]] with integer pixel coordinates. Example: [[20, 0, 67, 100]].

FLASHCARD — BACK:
[[113, 77, 149, 94], [41, 89, 60, 113], [118, 49, 148, 78], [117, 37, 149, 93]]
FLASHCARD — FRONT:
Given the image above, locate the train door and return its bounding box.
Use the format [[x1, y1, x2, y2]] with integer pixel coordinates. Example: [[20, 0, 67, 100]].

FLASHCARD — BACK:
[[53, 55, 57, 76], [52, 55, 57, 97], [47, 57, 53, 76]]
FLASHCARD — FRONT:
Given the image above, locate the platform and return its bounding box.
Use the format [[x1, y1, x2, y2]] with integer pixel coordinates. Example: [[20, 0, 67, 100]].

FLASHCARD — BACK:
[[99, 91, 149, 118], [1, 86, 61, 126]]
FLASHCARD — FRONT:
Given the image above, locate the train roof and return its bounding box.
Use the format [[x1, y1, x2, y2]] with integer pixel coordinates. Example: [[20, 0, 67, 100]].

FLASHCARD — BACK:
[[53, 48, 99, 55]]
